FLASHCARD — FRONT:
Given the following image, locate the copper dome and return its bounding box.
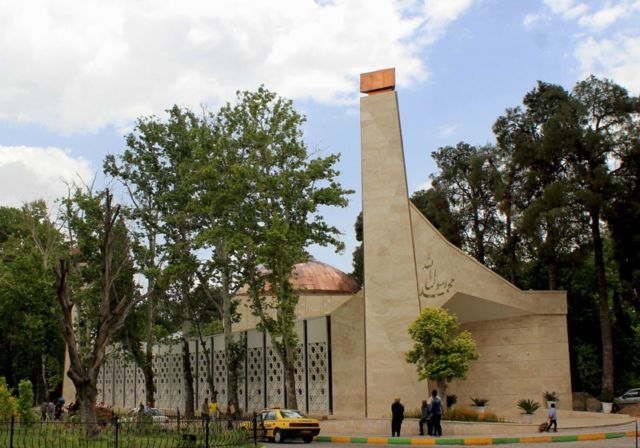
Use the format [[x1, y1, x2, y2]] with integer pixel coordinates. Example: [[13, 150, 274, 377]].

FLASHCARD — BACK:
[[237, 260, 358, 295]]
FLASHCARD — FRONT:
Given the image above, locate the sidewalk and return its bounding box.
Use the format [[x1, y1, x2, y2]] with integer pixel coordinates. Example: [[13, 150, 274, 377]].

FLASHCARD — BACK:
[[315, 421, 639, 445]]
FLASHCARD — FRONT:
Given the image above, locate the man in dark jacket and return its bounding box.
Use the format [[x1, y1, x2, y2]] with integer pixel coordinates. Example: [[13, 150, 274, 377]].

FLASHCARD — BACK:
[[391, 398, 404, 437]]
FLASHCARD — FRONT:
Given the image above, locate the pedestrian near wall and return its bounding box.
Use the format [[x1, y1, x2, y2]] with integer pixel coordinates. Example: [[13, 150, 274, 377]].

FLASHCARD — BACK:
[[391, 398, 404, 437], [427, 390, 442, 437], [418, 400, 430, 435]]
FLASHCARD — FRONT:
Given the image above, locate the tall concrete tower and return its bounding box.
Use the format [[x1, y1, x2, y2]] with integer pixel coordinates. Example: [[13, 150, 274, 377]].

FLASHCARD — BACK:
[[360, 68, 424, 417]]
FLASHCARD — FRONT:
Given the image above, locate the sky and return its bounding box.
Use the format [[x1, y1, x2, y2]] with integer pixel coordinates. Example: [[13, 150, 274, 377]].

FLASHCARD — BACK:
[[1, 0, 639, 274]]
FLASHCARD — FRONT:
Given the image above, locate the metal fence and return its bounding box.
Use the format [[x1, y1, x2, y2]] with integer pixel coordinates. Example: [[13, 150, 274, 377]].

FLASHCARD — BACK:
[[0, 415, 262, 448]]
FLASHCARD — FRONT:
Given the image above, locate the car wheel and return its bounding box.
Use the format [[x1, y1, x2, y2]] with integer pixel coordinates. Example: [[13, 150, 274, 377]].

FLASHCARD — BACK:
[[274, 429, 284, 443], [303, 436, 313, 443]]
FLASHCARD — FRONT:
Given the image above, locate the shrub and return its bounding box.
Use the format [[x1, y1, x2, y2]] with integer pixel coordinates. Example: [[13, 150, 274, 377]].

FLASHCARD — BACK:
[[404, 407, 422, 419], [446, 395, 457, 408], [16, 379, 36, 424], [0, 377, 16, 421], [444, 407, 503, 422], [543, 391, 559, 402], [470, 397, 489, 407], [517, 399, 541, 414]]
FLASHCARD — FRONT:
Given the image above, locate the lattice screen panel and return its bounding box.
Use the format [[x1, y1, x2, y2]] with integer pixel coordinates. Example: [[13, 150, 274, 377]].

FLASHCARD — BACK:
[[266, 346, 284, 407], [124, 363, 137, 409], [113, 359, 124, 406], [294, 344, 306, 412], [213, 350, 227, 405], [307, 342, 329, 413], [246, 347, 263, 411]]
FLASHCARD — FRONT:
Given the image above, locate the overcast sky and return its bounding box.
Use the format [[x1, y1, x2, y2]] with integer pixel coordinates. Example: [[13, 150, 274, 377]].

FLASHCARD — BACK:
[[1, 0, 639, 273]]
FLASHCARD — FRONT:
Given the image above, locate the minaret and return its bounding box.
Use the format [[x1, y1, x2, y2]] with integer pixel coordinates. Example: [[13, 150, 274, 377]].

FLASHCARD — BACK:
[[360, 68, 423, 417]]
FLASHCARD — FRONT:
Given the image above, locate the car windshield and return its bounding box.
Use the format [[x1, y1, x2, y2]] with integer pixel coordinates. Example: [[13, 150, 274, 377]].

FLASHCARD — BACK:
[[280, 410, 306, 419]]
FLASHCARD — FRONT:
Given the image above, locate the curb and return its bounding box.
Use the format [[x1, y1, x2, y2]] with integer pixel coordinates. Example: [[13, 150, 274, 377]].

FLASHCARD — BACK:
[[315, 430, 638, 445]]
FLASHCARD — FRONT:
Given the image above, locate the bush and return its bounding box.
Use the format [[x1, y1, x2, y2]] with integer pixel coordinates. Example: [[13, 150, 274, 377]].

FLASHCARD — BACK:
[[517, 399, 541, 414], [543, 391, 559, 402], [404, 407, 422, 419], [444, 407, 503, 422], [0, 377, 16, 421], [446, 395, 457, 408], [16, 379, 36, 424]]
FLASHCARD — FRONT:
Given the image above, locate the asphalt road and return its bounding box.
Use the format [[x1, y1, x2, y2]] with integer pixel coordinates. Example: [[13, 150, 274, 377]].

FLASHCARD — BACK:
[[262, 437, 640, 447]]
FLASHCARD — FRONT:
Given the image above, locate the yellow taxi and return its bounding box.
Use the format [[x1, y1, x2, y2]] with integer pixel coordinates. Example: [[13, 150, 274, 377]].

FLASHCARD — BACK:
[[247, 407, 320, 443]]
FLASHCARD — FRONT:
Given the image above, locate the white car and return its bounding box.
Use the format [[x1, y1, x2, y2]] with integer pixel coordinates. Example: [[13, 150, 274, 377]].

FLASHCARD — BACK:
[[122, 407, 169, 423], [614, 389, 640, 405]]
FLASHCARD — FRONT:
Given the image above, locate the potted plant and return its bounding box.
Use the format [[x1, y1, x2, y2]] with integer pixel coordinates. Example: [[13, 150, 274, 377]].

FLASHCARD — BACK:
[[446, 395, 458, 410], [470, 397, 489, 414], [543, 391, 559, 409], [517, 399, 540, 424]]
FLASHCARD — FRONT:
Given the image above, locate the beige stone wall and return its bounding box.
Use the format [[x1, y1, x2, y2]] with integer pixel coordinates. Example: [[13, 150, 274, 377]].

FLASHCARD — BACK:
[[330, 292, 366, 417], [449, 314, 573, 417], [360, 91, 425, 418], [234, 293, 352, 332]]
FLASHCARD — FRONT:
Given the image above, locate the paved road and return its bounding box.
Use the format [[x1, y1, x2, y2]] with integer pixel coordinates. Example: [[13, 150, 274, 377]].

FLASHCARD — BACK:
[[264, 440, 639, 447]]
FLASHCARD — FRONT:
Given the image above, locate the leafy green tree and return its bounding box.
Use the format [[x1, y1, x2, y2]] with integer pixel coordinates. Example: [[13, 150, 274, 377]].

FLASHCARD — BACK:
[[0, 204, 64, 400], [16, 379, 36, 424], [410, 188, 463, 248], [238, 87, 352, 410], [406, 307, 479, 405], [0, 377, 16, 421], [430, 143, 501, 265], [36, 188, 148, 433]]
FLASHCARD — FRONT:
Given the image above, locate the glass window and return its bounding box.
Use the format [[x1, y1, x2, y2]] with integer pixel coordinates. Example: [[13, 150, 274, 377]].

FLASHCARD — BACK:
[[281, 410, 305, 419], [265, 411, 277, 421]]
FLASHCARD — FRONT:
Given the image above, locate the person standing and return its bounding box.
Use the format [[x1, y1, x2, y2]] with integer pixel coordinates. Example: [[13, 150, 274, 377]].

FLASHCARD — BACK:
[[547, 403, 557, 432], [201, 397, 210, 422], [427, 390, 442, 437], [209, 398, 219, 421], [391, 397, 404, 437], [418, 400, 429, 435], [226, 400, 236, 429]]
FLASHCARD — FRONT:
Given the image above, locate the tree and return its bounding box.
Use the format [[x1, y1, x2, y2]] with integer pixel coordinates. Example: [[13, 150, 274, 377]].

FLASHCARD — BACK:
[[238, 87, 352, 410], [410, 188, 463, 248], [37, 188, 149, 433], [430, 143, 501, 265], [0, 203, 64, 401], [406, 307, 479, 405]]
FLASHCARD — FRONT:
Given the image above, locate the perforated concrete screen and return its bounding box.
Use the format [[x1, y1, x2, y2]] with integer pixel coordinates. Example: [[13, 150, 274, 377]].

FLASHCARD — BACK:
[[98, 316, 331, 414]]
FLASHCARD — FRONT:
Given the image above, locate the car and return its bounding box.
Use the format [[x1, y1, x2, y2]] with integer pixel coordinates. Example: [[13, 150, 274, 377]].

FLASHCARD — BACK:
[[122, 407, 169, 423], [614, 388, 640, 405], [244, 407, 320, 443]]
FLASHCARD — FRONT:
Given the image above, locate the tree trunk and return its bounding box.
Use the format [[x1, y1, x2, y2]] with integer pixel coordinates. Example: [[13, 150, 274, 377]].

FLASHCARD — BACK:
[[436, 380, 447, 413], [590, 209, 615, 400], [76, 378, 99, 436], [222, 276, 239, 410], [143, 354, 155, 408], [283, 336, 298, 410], [182, 337, 195, 418]]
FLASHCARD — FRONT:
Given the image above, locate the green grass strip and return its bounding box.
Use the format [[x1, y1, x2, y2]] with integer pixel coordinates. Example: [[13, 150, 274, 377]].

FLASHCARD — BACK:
[[435, 438, 466, 445], [492, 437, 521, 444], [604, 432, 625, 439], [388, 437, 412, 444], [350, 437, 369, 443], [550, 434, 578, 443]]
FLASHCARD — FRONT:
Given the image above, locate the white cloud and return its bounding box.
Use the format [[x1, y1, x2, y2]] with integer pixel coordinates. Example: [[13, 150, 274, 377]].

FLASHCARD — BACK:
[[438, 124, 459, 137], [536, 1, 640, 94], [575, 35, 640, 93], [0, 0, 475, 134], [523, 13, 548, 27], [0, 146, 93, 207]]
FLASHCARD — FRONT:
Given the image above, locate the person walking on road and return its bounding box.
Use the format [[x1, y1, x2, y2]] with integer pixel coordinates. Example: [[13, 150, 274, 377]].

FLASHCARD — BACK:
[[547, 403, 558, 432], [391, 397, 405, 437]]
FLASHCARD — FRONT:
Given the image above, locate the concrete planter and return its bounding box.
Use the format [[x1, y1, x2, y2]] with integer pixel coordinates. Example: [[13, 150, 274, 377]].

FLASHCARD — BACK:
[[601, 402, 613, 414], [472, 406, 486, 415], [521, 413, 534, 424]]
